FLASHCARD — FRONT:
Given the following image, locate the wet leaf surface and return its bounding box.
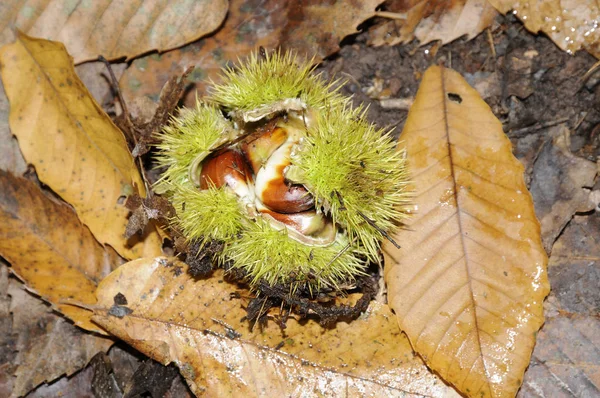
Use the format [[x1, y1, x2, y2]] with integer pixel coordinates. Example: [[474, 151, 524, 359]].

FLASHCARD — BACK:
[[0, 32, 162, 259], [383, 65, 550, 397], [119, 0, 382, 106], [0, 0, 229, 63], [489, 0, 600, 58], [369, 0, 498, 47], [0, 170, 121, 332], [93, 257, 458, 397]]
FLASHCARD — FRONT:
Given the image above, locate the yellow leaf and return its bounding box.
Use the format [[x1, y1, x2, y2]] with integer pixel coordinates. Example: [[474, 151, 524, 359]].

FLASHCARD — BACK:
[[0, 170, 123, 333], [383, 65, 550, 397], [93, 257, 459, 397], [370, 0, 498, 47], [0, 0, 229, 63], [489, 0, 600, 58], [0, 32, 162, 259]]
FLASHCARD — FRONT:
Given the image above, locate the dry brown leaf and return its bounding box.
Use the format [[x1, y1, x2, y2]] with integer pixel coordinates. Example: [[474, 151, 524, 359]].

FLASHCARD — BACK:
[[120, 0, 382, 106], [0, 32, 162, 259], [520, 312, 600, 397], [369, 0, 498, 47], [0, 170, 123, 332], [7, 279, 113, 397], [0, 0, 229, 63], [489, 0, 600, 58], [529, 126, 597, 252], [383, 65, 550, 397], [93, 257, 459, 397]]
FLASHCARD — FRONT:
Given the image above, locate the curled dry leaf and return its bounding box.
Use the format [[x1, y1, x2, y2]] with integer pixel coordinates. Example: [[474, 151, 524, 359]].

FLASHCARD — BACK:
[[383, 65, 550, 397], [489, 0, 600, 58], [0, 32, 162, 259], [120, 0, 382, 105], [0, 0, 229, 63], [0, 170, 122, 332], [529, 127, 597, 252], [93, 257, 459, 397], [369, 0, 498, 47]]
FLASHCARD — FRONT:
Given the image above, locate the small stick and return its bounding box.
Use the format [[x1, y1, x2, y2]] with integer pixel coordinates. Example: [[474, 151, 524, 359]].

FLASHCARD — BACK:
[[374, 11, 407, 20], [576, 59, 600, 93], [98, 55, 151, 194], [379, 97, 414, 110], [507, 117, 570, 138], [97, 56, 136, 142]]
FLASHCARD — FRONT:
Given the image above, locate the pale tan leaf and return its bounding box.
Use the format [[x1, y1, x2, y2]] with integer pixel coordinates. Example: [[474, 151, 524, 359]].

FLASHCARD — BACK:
[[93, 257, 459, 397], [0, 170, 122, 332], [383, 65, 550, 398], [0, 32, 162, 259], [489, 0, 600, 58], [0, 0, 229, 64], [370, 0, 498, 47]]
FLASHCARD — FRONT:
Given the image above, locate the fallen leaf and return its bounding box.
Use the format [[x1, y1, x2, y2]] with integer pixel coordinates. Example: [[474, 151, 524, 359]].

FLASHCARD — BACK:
[[120, 0, 382, 106], [383, 65, 550, 397], [547, 214, 600, 316], [0, 32, 162, 259], [489, 0, 600, 58], [20, 361, 95, 398], [93, 257, 459, 397], [369, 0, 498, 47], [7, 280, 113, 398], [0, 265, 15, 397], [529, 126, 597, 252], [0, 170, 122, 332], [519, 296, 600, 397], [0, 0, 229, 63], [0, 80, 26, 174]]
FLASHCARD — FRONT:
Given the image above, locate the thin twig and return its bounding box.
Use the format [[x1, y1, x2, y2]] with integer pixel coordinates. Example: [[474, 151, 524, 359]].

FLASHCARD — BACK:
[[379, 97, 414, 110], [507, 117, 570, 138], [98, 55, 136, 144], [374, 11, 407, 20], [98, 55, 151, 194], [576, 59, 600, 93]]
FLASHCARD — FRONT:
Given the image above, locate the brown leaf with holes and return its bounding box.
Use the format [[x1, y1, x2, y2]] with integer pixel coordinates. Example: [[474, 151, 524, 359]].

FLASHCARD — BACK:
[[93, 257, 459, 397], [120, 0, 383, 106], [383, 65, 550, 397], [0, 170, 123, 333], [369, 0, 498, 47], [0, 0, 229, 63], [489, 0, 600, 58], [0, 32, 162, 259]]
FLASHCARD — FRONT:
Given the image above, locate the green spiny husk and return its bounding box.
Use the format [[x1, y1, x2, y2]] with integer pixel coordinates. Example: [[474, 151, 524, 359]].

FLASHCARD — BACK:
[[156, 50, 411, 292]]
